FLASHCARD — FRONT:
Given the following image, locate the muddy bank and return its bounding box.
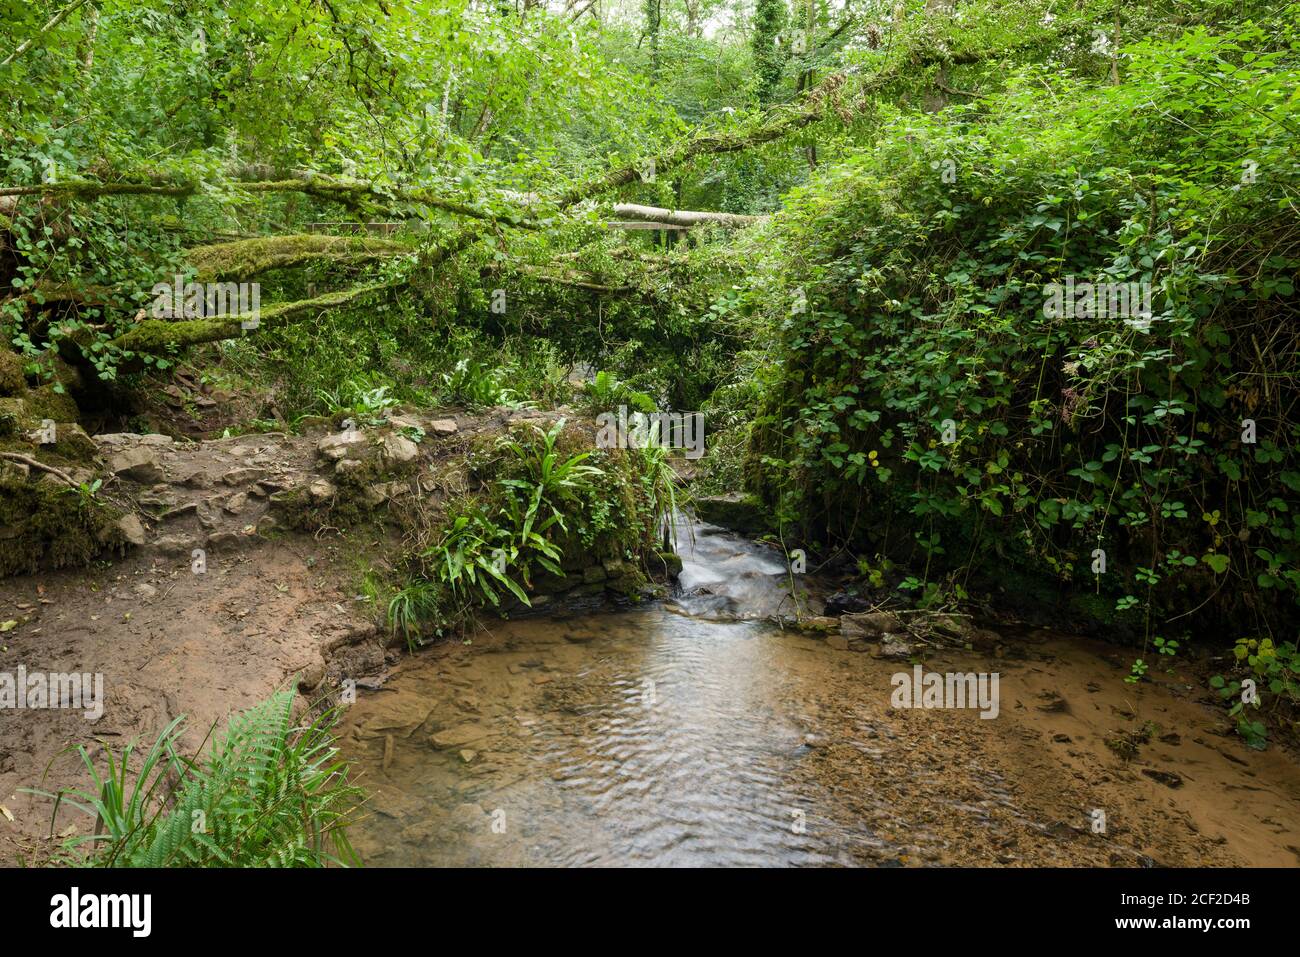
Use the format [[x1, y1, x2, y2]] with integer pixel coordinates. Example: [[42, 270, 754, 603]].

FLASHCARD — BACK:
[[0, 406, 642, 864]]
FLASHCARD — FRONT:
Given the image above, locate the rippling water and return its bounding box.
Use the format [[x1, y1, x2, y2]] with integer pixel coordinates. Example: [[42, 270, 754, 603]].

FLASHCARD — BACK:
[[339, 519, 1300, 867], [341, 521, 907, 866]]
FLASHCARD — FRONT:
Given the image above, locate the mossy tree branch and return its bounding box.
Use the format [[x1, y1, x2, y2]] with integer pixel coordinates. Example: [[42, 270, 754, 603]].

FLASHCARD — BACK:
[[108, 281, 398, 352], [187, 234, 412, 281]]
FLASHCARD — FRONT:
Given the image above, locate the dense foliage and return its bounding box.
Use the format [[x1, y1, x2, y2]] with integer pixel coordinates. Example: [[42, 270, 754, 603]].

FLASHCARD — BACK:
[[747, 20, 1300, 621], [3, 0, 1298, 753]]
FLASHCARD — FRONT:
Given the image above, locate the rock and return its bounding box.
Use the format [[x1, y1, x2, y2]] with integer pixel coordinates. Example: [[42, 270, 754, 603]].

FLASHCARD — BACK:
[[50, 423, 98, 459], [159, 502, 198, 522], [429, 418, 458, 435], [317, 430, 366, 461], [582, 565, 607, 584], [826, 635, 850, 651], [0, 398, 26, 438], [176, 467, 212, 488], [459, 749, 477, 764], [655, 550, 683, 578], [108, 446, 164, 483], [150, 535, 194, 557], [132, 582, 157, 600], [296, 662, 326, 692], [378, 480, 410, 500], [353, 484, 382, 506], [0, 348, 22, 396], [798, 616, 840, 634], [825, 591, 872, 616], [357, 695, 436, 738], [448, 803, 486, 832], [930, 613, 972, 639], [1036, 693, 1069, 714], [224, 492, 248, 514], [138, 489, 178, 508], [1141, 768, 1184, 789], [93, 433, 137, 448], [429, 723, 489, 749], [876, 634, 915, 659], [693, 493, 769, 536], [295, 415, 332, 432], [116, 513, 147, 546], [138, 434, 174, 447], [529, 569, 573, 596], [222, 467, 268, 486], [380, 432, 419, 466], [307, 478, 337, 502], [840, 610, 905, 638]]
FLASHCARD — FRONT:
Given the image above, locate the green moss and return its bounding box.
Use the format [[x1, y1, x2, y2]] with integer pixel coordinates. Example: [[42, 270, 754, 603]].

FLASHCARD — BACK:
[[22, 385, 80, 425], [0, 398, 24, 437], [0, 349, 25, 396], [0, 478, 125, 578], [188, 234, 408, 281]]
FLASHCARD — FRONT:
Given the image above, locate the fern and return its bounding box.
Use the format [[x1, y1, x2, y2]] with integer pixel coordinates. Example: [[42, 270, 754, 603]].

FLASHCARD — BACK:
[[27, 691, 363, 868]]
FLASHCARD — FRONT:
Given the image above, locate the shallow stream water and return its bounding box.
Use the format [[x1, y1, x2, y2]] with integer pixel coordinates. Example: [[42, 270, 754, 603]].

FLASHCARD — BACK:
[[339, 519, 1300, 867]]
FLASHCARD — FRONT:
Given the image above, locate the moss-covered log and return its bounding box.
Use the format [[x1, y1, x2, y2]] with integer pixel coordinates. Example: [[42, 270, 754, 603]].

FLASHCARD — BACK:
[[107, 281, 398, 352], [188, 234, 411, 281], [0, 175, 531, 225]]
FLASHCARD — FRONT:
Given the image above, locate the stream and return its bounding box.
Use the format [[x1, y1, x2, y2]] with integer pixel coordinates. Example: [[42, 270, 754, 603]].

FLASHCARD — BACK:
[[339, 519, 1300, 867]]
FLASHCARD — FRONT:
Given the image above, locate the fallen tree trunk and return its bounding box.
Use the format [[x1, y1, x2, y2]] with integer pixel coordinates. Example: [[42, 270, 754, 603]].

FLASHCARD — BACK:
[[607, 221, 689, 231], [188, 234, 410, 281], [108, 281, 397, 352], [611, 204, 764, 228], [0, 175, 531, 226]]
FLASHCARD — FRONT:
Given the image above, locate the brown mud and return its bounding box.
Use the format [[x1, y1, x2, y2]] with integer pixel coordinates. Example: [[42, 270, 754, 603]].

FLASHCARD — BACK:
[[0, 406, 562, 863]]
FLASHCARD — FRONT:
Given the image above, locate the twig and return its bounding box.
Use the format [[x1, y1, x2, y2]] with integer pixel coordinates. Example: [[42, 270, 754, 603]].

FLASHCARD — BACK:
[[0, 452, 80, 488], [0, 0, 90, 70]]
